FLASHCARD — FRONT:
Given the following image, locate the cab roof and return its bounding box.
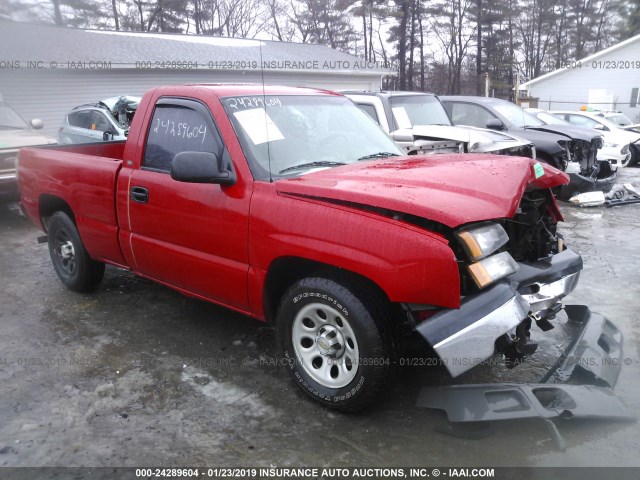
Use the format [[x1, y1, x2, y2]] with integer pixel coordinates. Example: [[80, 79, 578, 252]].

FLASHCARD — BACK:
[[181, 84, 342, 97]]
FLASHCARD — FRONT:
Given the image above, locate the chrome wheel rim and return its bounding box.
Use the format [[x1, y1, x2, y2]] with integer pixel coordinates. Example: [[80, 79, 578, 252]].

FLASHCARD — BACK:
[[291, 302, 359, 388], [54, 231, 76, 275]]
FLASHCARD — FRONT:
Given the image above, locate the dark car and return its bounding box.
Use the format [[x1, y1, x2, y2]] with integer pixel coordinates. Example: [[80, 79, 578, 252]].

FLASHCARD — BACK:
[[440, 96, 616, 199]]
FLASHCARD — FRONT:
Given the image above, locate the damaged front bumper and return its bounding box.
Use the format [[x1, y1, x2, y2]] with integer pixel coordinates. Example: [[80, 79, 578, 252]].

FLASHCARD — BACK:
[[416, 248, 584, 377], [557, 160, 617, 200]]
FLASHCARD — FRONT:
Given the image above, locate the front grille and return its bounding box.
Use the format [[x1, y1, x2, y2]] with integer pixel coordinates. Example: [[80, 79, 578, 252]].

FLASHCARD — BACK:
[[569, 139, 598, 174]]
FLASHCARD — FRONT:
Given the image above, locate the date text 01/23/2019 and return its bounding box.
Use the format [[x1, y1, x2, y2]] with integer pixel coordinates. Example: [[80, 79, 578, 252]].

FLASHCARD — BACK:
[[561, 59, 640, 69]]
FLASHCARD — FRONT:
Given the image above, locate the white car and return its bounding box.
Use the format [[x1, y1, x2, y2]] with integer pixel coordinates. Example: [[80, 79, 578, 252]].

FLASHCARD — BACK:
[[593, 111, 634, 127], [551, 110, 640, 167]]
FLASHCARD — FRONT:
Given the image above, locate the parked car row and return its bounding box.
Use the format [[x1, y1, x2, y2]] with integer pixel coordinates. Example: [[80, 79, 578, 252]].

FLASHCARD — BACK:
[[548, 109, 640, 167], [343, 91, 535, 157], [3, 88, 638, 206], [439, 96, 620, 199]]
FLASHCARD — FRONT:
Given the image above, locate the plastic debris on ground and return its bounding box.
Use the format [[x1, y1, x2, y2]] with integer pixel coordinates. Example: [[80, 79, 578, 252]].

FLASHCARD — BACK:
[[605, 183, 640, 207], [568, 183, 640, 207], [568, 190, 605, 207]]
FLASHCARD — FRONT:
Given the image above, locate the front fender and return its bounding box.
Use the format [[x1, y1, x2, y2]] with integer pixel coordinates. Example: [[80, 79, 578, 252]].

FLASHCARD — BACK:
[[247, 182, 461, 318]]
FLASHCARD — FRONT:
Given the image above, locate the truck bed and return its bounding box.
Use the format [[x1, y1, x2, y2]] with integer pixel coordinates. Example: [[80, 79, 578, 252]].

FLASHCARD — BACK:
[[18, 141, 126, 266], [35, 140, 127, 160]]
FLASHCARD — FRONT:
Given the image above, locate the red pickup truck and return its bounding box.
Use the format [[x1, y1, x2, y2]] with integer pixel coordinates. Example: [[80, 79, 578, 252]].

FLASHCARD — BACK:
[[19, 85, 589, 411]]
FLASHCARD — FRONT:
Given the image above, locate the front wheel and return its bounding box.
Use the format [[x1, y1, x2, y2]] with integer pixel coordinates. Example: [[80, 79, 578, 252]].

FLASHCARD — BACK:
[[276, 276, 391, 412], [628, 144, 639, 167], [47, 211, 105, 292]]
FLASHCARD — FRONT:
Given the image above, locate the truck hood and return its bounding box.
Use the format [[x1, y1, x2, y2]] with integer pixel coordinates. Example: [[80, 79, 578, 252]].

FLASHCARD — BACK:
[[601, 128, 640, 145], [525, 124, 599, 142], [0, 129, 56, 150], [400, 125, 532, 152], [276, 154, 568, 228]]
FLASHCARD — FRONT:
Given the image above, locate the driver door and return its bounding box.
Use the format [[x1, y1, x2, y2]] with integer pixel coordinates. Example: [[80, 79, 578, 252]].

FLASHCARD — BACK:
[[127, 97, 252, 311]]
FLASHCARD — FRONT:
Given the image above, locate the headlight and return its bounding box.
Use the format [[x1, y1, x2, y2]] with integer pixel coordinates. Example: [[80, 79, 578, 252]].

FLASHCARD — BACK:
[[468, 252, 519, 288], [468, 142, 481, 152], [603, 142, 620, 148], [456, 223, 509, 261]]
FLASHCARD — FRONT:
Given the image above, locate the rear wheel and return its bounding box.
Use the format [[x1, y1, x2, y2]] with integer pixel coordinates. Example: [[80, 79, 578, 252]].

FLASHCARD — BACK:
[[276, 276, 391, 412], [47, 211, 105, 292]]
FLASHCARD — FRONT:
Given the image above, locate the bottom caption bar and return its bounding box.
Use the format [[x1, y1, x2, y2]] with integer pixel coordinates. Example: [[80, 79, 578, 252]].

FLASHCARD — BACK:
[[0, 467, 639, 480]]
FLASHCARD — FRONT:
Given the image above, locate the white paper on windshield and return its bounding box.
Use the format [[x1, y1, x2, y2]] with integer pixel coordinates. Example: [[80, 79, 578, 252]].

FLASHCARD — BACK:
[[392, 107, 412, 129], [233, 108, 284, 145]]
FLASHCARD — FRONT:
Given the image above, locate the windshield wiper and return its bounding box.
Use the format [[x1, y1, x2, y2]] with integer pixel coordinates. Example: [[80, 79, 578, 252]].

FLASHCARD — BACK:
[[357, 152, 401, 161], [279, 161, 347, 174]]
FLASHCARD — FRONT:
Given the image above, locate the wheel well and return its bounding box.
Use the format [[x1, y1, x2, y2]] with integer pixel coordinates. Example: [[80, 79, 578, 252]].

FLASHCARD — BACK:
[[263, 257, 390, 324], [39, 194, 75, 231]]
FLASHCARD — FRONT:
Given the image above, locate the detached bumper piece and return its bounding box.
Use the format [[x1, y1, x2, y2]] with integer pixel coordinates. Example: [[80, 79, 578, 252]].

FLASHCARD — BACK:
[[416, 383, 635, 423], [541, 305, 623, 388], [416, 383, 635, 450]]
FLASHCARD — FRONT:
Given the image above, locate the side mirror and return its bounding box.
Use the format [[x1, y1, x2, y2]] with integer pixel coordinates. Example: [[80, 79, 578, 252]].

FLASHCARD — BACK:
[[594, 124, 608, 131], [102, 131, 114, 141], [391, 130, 415, 143], [30, 119, 44, 130], [171, 151, 236, 185], [485, 119, 505, 130]]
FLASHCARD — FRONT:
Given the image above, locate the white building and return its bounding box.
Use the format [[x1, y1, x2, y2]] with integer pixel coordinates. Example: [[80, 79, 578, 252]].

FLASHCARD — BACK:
[[520, 34, 640, 123], [0, 20, 393, 137]]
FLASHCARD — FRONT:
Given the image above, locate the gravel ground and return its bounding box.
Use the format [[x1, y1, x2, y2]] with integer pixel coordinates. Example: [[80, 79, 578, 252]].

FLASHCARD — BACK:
[[0, 168, 639, 471]]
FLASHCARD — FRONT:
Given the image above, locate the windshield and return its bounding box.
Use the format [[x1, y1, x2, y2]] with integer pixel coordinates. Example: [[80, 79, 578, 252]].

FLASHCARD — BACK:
[[604, 113, 632, 126], [534, 111, 570, 125], [388, 95, 452, 129], [222, 95, 403, 180], [0, 103, 29, 130], [493, 102, 544, 128], [592, 115, 624, 130]]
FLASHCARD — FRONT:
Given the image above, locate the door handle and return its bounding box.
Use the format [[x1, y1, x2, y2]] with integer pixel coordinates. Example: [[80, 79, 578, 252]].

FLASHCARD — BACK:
[[130, 186, 149, 204]]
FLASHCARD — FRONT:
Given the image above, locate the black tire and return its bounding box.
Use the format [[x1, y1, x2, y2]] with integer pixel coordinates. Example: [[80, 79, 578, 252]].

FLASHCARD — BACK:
[[276, 275, 391, 412], [629, 144, 639, 167], [47, 211, 105, 292]]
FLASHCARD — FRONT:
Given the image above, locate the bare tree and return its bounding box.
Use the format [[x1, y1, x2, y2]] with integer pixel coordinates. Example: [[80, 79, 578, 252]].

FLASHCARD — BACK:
[[427, 0, 476, 94]]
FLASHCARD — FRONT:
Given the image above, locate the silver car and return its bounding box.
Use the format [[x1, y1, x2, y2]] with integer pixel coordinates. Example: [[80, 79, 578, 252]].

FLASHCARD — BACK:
[[58, 96, 140, 144]]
